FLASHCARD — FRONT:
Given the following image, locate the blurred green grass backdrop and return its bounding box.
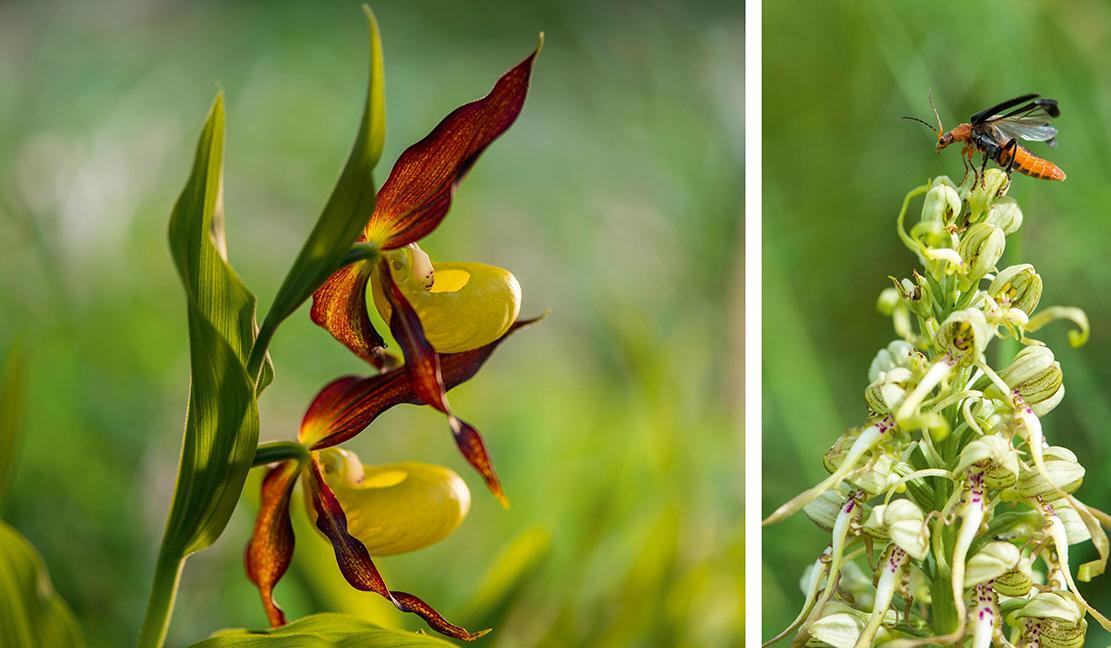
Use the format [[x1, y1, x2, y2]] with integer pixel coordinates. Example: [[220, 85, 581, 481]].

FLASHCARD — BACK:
[[763, 0, 1111, 642], [0, 0, 741, 646]]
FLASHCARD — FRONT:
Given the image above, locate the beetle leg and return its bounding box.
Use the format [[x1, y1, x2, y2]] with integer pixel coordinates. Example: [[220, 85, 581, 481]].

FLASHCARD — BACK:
[[1002, 138, 1018, 177], [960, 144, 974, 187], [978, 152, 989, 188]]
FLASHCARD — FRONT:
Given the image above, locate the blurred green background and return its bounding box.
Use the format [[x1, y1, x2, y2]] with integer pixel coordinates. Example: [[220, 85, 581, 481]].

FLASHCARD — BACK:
[[762, 0, 1111, 643], [0, 1, 741, 646]]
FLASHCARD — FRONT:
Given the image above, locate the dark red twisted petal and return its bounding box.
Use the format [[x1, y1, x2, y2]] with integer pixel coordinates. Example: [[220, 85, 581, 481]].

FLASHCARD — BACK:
[[305, 459, 489, 641], [305, 458, 391, 598], [378, 264, 506, 505], [392, 591, 491, 641], [245, 460, 301, 627], [309, 259, 390, 369], [379, 260, 448, 411], [301, 318, 540, 450], [450, 417, 507, 508], [365, 47, 539, 249]]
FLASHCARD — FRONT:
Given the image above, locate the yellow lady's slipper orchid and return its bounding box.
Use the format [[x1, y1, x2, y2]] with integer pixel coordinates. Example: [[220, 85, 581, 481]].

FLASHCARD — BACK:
[[371, 245, 521, 353], [247, 36, 543, 643], [310, 449, 471, 555]]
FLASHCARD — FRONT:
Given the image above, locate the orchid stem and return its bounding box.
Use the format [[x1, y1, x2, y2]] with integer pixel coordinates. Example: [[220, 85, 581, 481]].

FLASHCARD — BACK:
[[138, 548, 185, 648], [253, 441, 310, 467]]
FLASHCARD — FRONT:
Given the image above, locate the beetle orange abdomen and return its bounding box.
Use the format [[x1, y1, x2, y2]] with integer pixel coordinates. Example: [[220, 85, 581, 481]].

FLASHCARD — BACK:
[[1004, 146, 1066, 181]]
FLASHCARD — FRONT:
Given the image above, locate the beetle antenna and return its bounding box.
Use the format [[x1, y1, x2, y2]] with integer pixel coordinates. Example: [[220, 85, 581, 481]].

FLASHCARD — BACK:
[[901, 115, 938, 134], [927, 89, 943, 136]]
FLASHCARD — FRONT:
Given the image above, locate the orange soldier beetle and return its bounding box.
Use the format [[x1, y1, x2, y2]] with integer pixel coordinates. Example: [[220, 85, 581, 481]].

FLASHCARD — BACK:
[[905, 93, 1066, 184]]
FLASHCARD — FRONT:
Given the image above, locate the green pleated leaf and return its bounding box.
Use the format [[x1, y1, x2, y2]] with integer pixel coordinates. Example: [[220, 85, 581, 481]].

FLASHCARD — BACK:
[[188, 613, 453, 648], [0, 340, 27, 514], [140, 93, 262, 647], [0, 521, 83, 648], [247, 4, 386, 386]]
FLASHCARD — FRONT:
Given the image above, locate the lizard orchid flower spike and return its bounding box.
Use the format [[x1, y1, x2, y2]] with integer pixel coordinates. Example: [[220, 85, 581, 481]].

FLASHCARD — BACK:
[[765, 168, 1111, 646], [311, 39, 541, 506]]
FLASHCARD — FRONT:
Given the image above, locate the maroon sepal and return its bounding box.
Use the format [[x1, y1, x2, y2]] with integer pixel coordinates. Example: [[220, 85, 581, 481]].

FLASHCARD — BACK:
[[300, 318, 539, 450], [305, 459, 489, 640], [305, 458, 391, 598], [245, 461, 301, 627], [364, 47, 539, 249], [309, 259, 391, 369]]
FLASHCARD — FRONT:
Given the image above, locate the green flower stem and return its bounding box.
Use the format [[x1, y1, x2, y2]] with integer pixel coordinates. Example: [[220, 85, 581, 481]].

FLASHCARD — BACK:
[[341, 242, 380, 267], [253, 441, 310, 467], [138, 549, 185, 648], [896, 184, 930, 261]]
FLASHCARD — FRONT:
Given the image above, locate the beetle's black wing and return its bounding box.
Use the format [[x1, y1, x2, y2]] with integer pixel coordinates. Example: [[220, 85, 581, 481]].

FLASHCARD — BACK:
[[970, 93, 1040, 124], [988, 98, 1061, 147], [994, 118, 1058, 147]]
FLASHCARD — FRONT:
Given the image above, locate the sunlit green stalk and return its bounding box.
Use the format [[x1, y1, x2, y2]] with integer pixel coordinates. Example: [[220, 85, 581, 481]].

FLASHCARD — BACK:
[[138, 550, 184, 648], [253, 440, 310, 466]]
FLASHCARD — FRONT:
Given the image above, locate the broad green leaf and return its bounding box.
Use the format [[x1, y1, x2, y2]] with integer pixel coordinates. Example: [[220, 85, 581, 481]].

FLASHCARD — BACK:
[[189, 613, 452, 648], [140, 94, 261, 647], [0, 521, 83, 647], [247, 4, 386, 385], [0, 340, 27, 514]]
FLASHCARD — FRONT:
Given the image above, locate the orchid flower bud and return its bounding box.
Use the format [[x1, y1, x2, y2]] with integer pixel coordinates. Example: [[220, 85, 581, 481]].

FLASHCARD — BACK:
[[863, 499, 929, 559], [864, 368, 913, 415], [805, 611, 866, 648], [867, 340, 920, 382], [848, 452, 899, 496], [935, 308, 990, 366], [921, 181, 962, 225], [957, 222, 1006, 284], [968, 168, 1010, 222], [805, 603, 895, 648], [309, 449, 471, 555], [994, 555, 1034, 596], [955, 435, 1019, 489], [876, 286, 900, 317], [802, 490, 849, 532], [964, 541, 1020, 587], [989, 263, 1042, 315], [373, 243, 522, 353], [1014, 592, 1086, 648], [1015, 447, 1084, 498], [994, 345, 1064, 416], [985, 196, 1023, 235], [891, 273, 934, 321]]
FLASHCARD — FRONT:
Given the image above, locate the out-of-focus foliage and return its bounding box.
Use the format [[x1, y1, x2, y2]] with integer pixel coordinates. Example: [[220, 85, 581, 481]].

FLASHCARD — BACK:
[[0, 341, 26, 513], [0, 341, 83, 647], [0, 521, 83, 648], [763, 0, 1111, 643], [0, 1, 741, 646]]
